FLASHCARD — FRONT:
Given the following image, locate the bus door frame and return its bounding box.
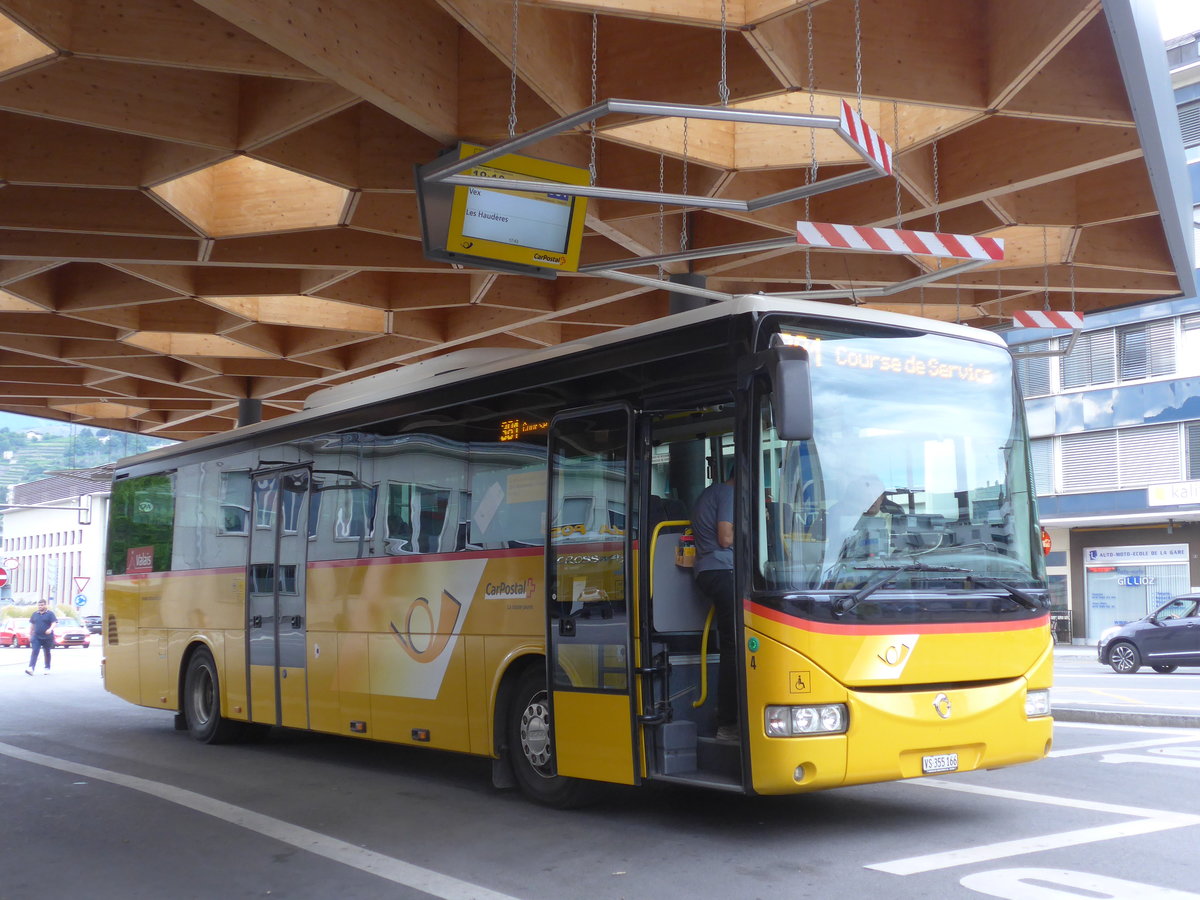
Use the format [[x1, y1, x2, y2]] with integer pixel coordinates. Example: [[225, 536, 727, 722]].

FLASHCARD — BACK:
[[246, 464, 312, 730], [545, 402, 640, 786]]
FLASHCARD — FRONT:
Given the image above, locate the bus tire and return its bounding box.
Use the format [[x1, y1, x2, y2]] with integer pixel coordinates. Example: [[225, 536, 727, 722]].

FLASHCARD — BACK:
[[182, 647, 245, 744], [507, 667, 597, 808]]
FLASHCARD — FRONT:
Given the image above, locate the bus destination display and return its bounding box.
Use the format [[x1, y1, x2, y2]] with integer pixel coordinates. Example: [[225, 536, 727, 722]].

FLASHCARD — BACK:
[[444, 144, 589, 274], [461, 167, 573, 254]]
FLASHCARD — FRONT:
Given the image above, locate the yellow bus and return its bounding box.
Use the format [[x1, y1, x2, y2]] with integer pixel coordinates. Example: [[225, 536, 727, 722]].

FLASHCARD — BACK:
[[102, 297, 1052, 805]]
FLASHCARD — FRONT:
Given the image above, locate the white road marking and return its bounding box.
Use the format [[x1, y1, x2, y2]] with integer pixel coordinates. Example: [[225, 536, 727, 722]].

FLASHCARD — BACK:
[[866, 779, 1200, 876], [1050, 734, 1200, 758], [960, 867, 1200, 899], [869, 818, 1195, 876], [0, 741, 521, 900], [1053, 720, 1195, 733], [1101, 752, 1200, 769]]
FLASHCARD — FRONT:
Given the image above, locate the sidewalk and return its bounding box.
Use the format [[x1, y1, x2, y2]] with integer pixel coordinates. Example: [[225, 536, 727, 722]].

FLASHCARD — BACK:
[[1052, 642, 1200, 729]]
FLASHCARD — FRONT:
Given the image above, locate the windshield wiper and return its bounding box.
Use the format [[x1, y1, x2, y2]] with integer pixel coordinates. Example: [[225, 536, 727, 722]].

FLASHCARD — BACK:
[[832, 563, 970, 616], [967, 575, 1046, 612]]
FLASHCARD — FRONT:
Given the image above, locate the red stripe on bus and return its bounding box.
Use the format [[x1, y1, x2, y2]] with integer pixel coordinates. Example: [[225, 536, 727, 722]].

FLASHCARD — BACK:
[[744, 599, 1049, 634]]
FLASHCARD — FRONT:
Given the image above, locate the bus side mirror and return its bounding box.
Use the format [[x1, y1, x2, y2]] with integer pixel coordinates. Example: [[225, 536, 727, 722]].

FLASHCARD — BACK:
[[769, 345, 813, 442]]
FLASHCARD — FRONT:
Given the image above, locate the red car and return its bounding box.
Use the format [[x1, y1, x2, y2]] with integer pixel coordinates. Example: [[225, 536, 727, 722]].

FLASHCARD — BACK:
[[53, 618, 92, 649], [1, 618, 31, 649]]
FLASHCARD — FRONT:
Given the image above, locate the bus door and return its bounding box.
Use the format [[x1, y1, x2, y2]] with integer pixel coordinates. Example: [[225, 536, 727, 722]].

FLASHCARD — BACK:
[[247, 467, 311, 729], [546, 404, 637, 785], [640, 404, 743, 788]]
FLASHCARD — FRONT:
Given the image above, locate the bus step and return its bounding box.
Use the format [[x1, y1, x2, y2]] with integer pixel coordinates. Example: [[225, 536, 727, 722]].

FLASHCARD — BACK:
[[696, 734, 742, 777]]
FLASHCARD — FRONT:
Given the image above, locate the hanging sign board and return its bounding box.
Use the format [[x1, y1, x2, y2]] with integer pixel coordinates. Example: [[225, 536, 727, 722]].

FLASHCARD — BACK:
[[417, 143, 589, 278]]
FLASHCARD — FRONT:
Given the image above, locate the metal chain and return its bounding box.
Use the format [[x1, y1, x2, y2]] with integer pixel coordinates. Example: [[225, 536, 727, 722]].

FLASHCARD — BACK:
[[854, 0, 863, 115], [893, 100, 902, 226], [680, 118, 689, 251], [931, 139, 941, 233], [1043, 228, 1050, 311], [718, 0, 730, 106], [589, 12, 598, 181], [657, 153, 665, 280], [805, 5, 816, 289], [507, 0, 519, 137]]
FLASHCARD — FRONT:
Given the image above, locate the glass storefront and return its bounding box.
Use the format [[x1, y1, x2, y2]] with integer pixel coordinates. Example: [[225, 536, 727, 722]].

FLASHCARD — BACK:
[[1084, 544, 1191, 639]]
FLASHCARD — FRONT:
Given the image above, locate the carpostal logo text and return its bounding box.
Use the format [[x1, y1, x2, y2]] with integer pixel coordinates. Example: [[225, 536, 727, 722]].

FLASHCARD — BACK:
[[486, 579, 536, 601], [532, 252, 564, 265]]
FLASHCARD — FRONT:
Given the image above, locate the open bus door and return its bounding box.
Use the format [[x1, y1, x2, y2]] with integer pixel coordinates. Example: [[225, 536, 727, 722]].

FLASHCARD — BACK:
[[546, 405, 638, 786], [246, 467, 311, 730]]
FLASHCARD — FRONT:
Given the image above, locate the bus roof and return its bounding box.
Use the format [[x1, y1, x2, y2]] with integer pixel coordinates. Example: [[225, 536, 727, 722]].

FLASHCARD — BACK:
[[113, 297, 1008, 472]]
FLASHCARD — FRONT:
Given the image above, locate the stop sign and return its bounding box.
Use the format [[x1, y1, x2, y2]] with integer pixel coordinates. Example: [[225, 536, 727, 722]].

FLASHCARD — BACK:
[[0, 567, 8, 587]]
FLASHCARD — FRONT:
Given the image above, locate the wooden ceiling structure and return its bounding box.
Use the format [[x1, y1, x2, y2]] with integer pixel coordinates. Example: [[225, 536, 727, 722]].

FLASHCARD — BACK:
[[0, 0, 1193, 439]]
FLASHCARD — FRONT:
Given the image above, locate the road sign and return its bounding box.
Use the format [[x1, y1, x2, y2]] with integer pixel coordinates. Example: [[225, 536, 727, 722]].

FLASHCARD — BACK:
[[75, 595, 87, 607], [3, 557, 17, 570], [0, 567, 7, 587], [73, 576, 90, 595]]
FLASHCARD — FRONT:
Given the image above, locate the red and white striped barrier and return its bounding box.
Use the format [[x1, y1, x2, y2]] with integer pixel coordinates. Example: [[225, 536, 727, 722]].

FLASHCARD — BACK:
[[796, 221, 1005, 261], [1012, 310, 1085, 329], [838, 100, 893, 174]]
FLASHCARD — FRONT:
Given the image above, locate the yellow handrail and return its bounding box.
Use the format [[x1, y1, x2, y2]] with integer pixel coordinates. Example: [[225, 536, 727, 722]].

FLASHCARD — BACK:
[[692, 604, 715, 709]]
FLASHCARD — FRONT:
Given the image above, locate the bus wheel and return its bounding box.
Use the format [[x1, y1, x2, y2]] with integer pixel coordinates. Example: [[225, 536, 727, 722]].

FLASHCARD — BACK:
[[507, 667, 596, 808], [183, 648, 244, 744], [1107, 642, 1141, 674]]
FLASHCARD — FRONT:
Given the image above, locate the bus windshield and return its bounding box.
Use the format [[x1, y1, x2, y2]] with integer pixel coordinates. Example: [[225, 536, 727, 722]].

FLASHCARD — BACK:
[[758, 324, 1044, 593]]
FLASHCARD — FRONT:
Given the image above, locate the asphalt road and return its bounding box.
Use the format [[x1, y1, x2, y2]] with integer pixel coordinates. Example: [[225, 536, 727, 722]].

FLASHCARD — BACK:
[[3, 644, 1199, 900], [1052, 643, 1200, 727]]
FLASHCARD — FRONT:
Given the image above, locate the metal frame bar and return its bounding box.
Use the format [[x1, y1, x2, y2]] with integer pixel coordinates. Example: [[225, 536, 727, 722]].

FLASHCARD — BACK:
[[421, 98, 890, 213], [1010, 329, 1081, 359], [578, 236, 797, 273], [762, 258, 993, 302]]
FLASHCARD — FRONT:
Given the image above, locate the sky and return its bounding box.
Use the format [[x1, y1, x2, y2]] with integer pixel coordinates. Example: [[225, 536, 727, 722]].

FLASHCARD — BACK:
[[1155, 0, 1200, 39]]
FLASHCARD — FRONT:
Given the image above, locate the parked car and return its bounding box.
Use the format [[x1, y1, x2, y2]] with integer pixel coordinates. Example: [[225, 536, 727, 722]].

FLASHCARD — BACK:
[[1097, 594, 1200, 673], [83, 615, 103, 634], [1, 618, 31, 649], [52, 617, 91, 649]]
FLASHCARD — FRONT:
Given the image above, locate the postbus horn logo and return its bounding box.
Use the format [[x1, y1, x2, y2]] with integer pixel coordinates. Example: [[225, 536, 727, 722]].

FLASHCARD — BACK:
[[389, 590, 463, 663]]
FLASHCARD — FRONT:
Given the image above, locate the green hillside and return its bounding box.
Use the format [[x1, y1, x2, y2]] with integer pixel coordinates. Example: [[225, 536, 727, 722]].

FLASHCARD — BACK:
[[0, 426, 172, 492]]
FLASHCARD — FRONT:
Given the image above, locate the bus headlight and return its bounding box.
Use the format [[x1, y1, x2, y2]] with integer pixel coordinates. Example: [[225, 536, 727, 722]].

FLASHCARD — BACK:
[[1025, 689, 1050, 718], [765, 704, 848, 737]]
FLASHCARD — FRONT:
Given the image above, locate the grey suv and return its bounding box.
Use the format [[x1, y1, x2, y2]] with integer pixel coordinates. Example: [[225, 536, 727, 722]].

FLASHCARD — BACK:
[[1097, 595, 1200, 674]]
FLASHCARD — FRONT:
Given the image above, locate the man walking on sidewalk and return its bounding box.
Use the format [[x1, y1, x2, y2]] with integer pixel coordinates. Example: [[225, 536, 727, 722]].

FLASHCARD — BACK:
[[26, 598, 57, 675]]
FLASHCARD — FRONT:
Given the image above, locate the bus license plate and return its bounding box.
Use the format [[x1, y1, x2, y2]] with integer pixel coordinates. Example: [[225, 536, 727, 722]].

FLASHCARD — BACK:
[[922, 753, 958, 774]]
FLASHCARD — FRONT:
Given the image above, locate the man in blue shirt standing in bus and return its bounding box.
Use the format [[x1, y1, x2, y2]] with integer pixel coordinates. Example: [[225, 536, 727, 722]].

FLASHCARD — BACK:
[[692, 468, 738, 742], [26, 598, 57, 676]]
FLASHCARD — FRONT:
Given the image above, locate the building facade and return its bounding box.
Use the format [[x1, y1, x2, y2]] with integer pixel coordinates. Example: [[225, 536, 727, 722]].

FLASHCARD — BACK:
[[1, 469, 111, 613], [1005, 31, 1200, 644]]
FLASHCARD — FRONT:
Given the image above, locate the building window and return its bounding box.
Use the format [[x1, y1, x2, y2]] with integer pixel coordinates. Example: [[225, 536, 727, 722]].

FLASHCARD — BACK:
[[1016, 342, 1052, 397], [1059, 425, 1182, 493], [1030, 437, 1054, 495], [1060, 431, 1115, 492], [1117, 320, 1174, 381], [1117, 424, 1180, 486], [1186, 423, 1200, 479], [1060, 329, 1115, 388]]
